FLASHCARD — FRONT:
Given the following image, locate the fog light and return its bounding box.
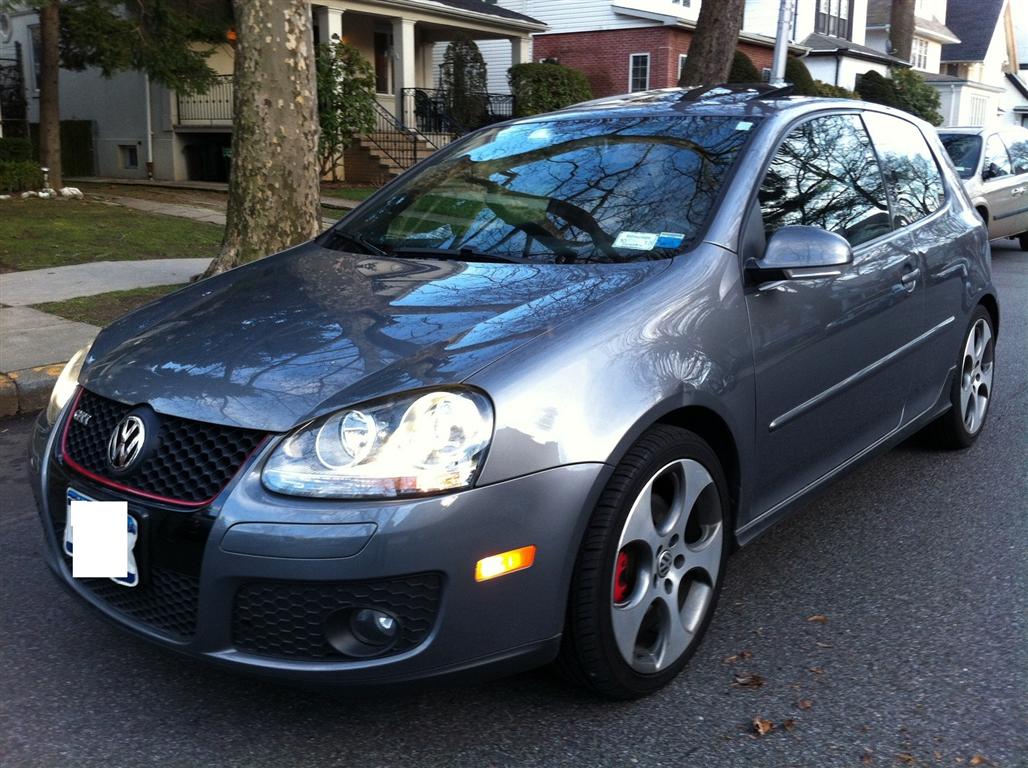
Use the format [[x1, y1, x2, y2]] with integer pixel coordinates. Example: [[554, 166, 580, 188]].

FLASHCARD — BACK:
[[351, 608, 399, 647], [475, 545, 536, 582]]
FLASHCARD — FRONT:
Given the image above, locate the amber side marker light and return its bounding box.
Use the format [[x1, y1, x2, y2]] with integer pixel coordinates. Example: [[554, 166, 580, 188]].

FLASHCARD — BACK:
[[475, 545, 536, 582]]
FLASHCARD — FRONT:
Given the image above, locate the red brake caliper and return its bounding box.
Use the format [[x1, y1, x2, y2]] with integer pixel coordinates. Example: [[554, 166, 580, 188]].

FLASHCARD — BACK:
[[613, 549, 631, 603]]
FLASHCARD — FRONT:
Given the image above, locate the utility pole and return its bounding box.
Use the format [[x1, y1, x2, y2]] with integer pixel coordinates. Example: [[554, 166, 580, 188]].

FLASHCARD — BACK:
[[770, 0, 796, 86]]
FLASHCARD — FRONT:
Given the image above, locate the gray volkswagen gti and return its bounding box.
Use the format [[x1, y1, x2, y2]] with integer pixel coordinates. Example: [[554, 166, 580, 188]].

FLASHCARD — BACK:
[[29, 86, 998, 699]]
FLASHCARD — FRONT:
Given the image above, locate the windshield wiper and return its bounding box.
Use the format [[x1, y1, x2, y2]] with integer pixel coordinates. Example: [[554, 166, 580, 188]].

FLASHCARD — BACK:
[[390, 246, 527, 264], [324, 230, 388, 257]]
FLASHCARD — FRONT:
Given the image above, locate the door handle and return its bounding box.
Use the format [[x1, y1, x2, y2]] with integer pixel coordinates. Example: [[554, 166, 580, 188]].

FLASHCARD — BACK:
[[900, 267, 921, 291], [1012, 186, 1026, 196]]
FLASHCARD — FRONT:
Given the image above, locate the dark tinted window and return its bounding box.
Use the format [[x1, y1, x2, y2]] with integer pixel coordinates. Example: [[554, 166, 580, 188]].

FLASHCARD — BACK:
[[333, 116, 757, 264], [1003, 131, 1028, 174], [983, 134, 1011, 177], [759, 114, 891, 247], [862, 112, 945, 227], [939, 134, 982, 179]]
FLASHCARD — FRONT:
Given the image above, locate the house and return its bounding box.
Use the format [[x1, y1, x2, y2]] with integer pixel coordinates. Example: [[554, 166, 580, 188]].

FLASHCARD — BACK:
[[896, 0, 1026, 127], [864, 0, 959, 76], [744, 0, 906, 90], [0, 1, 544, 182], [444, 0, 806, 100]]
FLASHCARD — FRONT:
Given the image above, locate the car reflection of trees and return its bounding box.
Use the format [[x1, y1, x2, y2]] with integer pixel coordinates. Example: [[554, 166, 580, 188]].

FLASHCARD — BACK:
[[355, 117, 751, 264]]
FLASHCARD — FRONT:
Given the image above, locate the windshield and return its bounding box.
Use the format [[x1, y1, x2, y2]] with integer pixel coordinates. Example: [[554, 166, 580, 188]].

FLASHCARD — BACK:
[[939, 134, 982, 179], [326, 116, 757, 264]]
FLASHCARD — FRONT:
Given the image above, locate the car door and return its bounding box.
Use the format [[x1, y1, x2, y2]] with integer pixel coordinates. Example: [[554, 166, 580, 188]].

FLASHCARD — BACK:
[[744, 113, 925, 515], [980, 133, 1021, 237], [999, 130, 1028, 237], [860, 111, 958, 416]]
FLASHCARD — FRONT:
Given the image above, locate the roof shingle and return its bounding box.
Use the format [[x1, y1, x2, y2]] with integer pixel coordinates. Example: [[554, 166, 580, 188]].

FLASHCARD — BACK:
[[941, 0, 1005, 62]]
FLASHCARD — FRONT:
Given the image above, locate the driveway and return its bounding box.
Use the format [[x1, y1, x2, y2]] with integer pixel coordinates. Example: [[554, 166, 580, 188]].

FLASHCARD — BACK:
[[1, 242, 1025, 768]]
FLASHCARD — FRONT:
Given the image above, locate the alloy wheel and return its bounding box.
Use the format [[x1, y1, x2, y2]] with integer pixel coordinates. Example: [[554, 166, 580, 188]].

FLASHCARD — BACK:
[[959, 317, 994, 435], [610, 459, 723, 674]]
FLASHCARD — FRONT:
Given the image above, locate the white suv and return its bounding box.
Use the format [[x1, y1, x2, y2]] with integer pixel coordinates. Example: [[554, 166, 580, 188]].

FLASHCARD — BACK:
[[939, 126, 1028, 250]]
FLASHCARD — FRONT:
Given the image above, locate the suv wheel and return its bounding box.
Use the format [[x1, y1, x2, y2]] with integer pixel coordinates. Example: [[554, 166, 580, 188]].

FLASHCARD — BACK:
[[923, 306, 996, 449], [558, 425, 728, 699]]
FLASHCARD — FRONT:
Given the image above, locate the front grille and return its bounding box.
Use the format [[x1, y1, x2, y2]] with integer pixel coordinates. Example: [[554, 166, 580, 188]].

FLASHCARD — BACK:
[[233, 574, 443, 661], [64, 389, 265, 505], [78, 567, 200, 640]]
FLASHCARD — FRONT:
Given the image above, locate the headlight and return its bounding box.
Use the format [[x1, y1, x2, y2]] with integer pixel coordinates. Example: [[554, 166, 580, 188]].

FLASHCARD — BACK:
[[45, 343, 91, 425], [262, 389, 494, 498]]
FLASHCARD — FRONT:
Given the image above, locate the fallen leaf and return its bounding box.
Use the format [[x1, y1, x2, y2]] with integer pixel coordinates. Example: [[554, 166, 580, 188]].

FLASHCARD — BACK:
[[808, 666, 825, 675], [969, 757, 988, 766], [796, 698, 813, 710], [723, 650, 753, 664], [752, 716, 774, 736], [861, 750, 874, 765], [782, 718, 796, 732], [896, 753, 916, 765], [732, 672, 765, 689], [807, 614, 829, 624]]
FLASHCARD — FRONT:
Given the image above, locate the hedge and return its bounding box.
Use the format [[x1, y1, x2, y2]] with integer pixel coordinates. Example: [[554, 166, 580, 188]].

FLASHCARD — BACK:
[[0, 160, 44, 193], [509, 62, 592, 117], [0, 137, 34, 162], [785, 57, 819, 96], [726, 51, 761, 84]]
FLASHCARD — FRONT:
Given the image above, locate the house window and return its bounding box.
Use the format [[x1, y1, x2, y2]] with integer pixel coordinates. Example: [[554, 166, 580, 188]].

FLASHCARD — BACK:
[[374, 29, 393, 94], [119, 145, 139, 170], [678, 54, 688, 81], [629, 53, 650, 92], [815, 0, 853, 40], [911, 37, 929, 70], [968, 95, 988, 126]]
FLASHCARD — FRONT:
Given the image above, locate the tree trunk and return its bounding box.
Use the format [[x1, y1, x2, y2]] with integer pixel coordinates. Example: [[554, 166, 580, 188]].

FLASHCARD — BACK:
[[204, 0, 321, 278], [678, 0, 746, 87], [889, 0, 916, 62], [38, 0, 62, 190]]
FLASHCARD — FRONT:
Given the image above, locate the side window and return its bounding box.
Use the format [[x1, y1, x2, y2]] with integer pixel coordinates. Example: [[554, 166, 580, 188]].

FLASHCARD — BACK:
[[1003, 133, 1028, 175], [758, 114, 891, 247], [983, 134, 1012, 178], [862, 112, 946, 228]]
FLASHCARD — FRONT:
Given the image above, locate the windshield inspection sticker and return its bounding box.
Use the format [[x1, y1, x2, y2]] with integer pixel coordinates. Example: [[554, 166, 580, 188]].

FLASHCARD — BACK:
[[655, 232, 686, 248], [735, 121, 753, 131], [613, 231, 660, 250]]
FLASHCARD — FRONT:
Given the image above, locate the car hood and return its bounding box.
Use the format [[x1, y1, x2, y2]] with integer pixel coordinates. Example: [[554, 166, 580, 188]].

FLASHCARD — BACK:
[[81, 244, 667, 432]]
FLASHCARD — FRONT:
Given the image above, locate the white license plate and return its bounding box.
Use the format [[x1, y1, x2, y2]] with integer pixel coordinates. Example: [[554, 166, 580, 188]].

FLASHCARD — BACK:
[[64, 488, 139, 587]]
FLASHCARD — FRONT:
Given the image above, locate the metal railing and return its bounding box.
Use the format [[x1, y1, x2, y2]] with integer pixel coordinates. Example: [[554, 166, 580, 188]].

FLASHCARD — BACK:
[[400, 88, 514, 139], [177, 74, 233, 124], [361, 99, 439, 171]]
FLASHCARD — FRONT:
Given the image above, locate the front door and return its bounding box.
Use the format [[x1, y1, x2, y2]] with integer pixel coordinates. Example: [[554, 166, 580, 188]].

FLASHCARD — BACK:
[[744, 113, 925, 516], [980, 133, 1026, 238]]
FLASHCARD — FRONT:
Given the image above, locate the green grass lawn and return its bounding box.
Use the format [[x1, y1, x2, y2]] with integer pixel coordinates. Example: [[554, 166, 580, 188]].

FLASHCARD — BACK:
[[33, 284, 187, 327], [0, 199, 222, 272], [320, 185, 378, 202]]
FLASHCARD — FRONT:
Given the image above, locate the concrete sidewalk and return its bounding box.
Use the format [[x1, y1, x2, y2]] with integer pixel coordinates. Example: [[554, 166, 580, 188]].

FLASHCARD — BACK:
[[107, 194, 342, 228], [0, 258, 211, 415]]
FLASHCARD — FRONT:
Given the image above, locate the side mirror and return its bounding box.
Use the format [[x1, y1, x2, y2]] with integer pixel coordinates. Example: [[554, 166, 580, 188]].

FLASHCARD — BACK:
[[747, 225, 853, 280], [982, 162, 1001, 181]]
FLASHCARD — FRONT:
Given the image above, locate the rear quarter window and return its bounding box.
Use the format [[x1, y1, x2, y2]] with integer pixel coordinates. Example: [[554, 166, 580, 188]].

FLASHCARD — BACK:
[[862, 112, 946, 228]]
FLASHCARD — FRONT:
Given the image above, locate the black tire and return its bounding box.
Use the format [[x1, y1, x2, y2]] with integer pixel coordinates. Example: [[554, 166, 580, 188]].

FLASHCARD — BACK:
[[922, 306, 996, 449], [557, 425, 729, 699], [1018, 232, 1028, 252]]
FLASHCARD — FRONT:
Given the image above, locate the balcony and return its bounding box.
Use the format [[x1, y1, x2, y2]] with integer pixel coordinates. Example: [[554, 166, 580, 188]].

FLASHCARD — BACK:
[[176, 74, 233, 127]]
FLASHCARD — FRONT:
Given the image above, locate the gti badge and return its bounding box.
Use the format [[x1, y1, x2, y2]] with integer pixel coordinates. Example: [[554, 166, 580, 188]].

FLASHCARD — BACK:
[[107, 415, 146, 472], [72, 410, 92, 426]]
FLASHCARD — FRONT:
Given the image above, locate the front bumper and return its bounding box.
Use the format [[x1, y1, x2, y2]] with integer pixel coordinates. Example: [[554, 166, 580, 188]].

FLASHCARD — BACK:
[[29, 412, 609, 686]]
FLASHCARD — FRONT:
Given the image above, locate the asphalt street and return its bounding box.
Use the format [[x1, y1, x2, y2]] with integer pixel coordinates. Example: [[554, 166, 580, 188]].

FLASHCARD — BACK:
[[1, 242, 1025, 768]]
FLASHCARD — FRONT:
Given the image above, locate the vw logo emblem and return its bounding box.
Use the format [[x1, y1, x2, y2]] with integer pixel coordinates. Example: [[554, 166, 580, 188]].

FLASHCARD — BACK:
[[657, 550, 673, 578], [108, 415, 146, 472]]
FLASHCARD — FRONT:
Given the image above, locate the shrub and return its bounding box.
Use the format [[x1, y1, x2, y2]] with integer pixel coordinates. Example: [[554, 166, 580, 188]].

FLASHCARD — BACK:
[[814, 80, 855, 98], [315, 41, 376, 179], [509, 62, 592, 117], [785, 57, 818, 96], [726, 51, 761, 84], [856, 68, 942, 125], [0, 160, 44, 193], [0, 137, 34, 162], [441, 39, 489, 129]]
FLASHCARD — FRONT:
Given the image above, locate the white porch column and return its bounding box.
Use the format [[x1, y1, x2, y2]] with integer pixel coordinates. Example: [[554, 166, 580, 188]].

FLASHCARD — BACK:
[[511, 36, 531, 67], [314, 6, 343, 44], [393, 18, 416, 122]]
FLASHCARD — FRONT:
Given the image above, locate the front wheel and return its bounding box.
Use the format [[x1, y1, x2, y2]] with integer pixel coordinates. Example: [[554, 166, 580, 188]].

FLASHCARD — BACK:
[[922, 306, 996, 449], [1018, 232, 1028, 252], [557, 425, 729, 699]]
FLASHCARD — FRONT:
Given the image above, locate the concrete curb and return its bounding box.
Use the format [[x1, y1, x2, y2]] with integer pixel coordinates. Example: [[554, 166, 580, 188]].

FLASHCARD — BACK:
[[0, 364, 63, 416]]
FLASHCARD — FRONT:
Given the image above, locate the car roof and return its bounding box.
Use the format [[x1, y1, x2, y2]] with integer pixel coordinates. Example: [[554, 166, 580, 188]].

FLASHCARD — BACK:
[[526, 84, 929, 129], [939, 125, 1028, 136]]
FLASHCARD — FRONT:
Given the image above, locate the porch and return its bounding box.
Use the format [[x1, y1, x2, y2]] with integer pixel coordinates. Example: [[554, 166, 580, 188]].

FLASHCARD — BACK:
[[173, 0, 543, 181]]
